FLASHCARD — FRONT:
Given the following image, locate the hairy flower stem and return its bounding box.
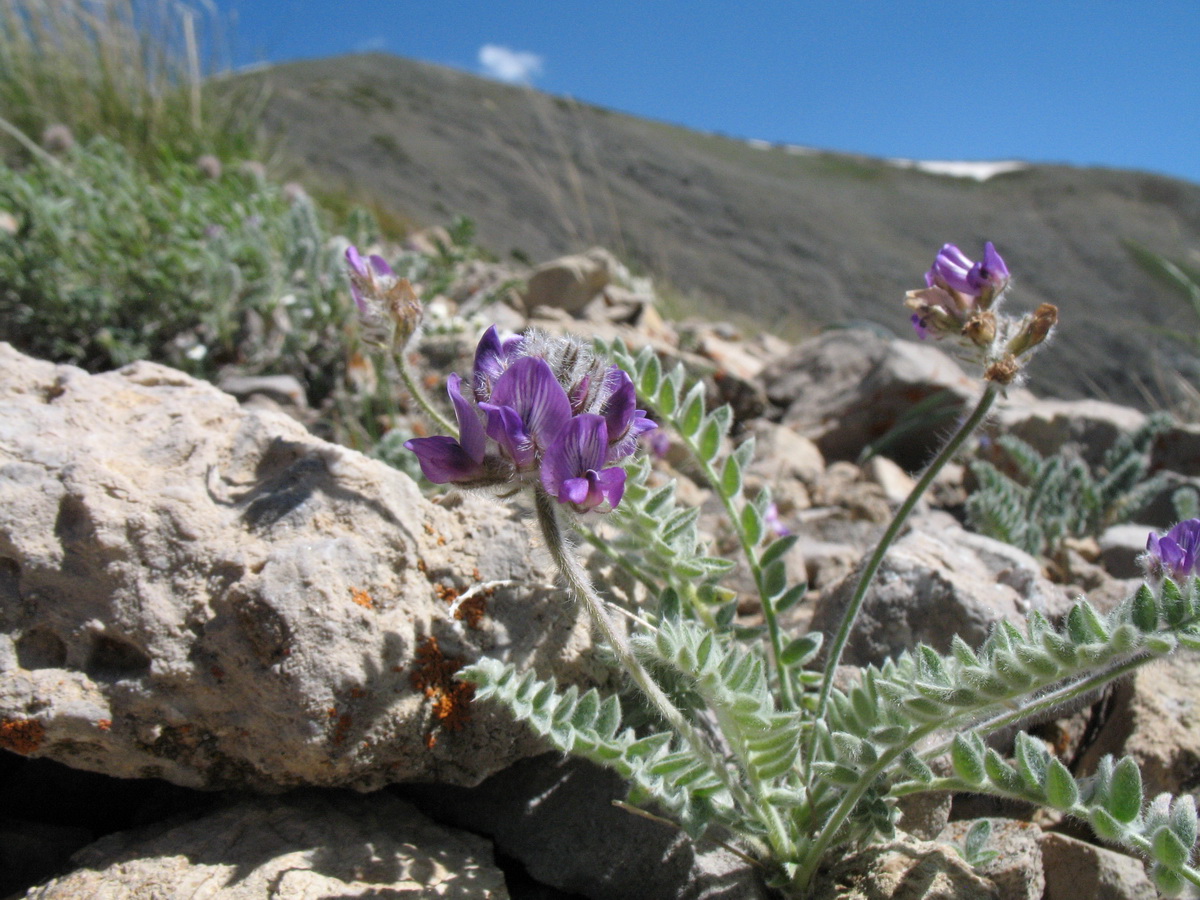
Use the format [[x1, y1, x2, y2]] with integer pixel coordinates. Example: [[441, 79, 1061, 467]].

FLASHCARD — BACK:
[[533, 488, 789, 859], [684, 440, 795, 709], [919, 644, 1174, 765], [811, 382, 1001, 741], [396, 348, 457, 436]]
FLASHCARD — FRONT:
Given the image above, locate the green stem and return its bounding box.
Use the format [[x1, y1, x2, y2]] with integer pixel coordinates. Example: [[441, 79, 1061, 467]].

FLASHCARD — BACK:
[[396, 347, 457, 435], [920, 646, 1168, 764], [891, 778, 1200, 891], [685, 439, 795, 710], [811, 382, 1000, 740], [792, 722, 940, 891], [533, 488, 787, 857]]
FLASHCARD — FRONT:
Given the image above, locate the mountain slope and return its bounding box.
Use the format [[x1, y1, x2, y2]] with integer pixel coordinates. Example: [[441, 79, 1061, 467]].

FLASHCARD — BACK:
[[249, 53, 1200, 409]]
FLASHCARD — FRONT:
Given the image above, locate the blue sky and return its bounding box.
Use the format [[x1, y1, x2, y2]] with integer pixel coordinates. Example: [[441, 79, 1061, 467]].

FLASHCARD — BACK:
[[213, 1, 1200, 185]]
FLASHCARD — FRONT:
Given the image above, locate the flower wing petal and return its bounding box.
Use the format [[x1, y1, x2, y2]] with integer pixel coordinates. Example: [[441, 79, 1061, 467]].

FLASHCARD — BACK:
[[403, 435, 484, 483]]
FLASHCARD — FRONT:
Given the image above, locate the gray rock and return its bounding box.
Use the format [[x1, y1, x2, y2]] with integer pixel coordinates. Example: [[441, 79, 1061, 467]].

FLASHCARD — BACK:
[[939, 818, 1044, 900], [1152, 420, 1200, 478], [895, 790, 953, 842], [1039, 832, 1156, 900], [0, 344, 602, 790], [216, 372, 309, 409], [523, 247, 618, 314], [404, 754, 770, 900], [760, 328, 980, 469], [1098, 524, 1154, 579], [24, 792, 509, 899], [991, 398, 1147, 467], [748, 420, 825, 486], [810, 517, 1060, 665], [808, 836, 1000, 899], [1077, 651, 1200, 803]]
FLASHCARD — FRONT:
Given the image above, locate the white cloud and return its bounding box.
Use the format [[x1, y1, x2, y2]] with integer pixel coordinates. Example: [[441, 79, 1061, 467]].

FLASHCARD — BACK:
[[354, 35, 388, 53], [478, 44, 544, 84]]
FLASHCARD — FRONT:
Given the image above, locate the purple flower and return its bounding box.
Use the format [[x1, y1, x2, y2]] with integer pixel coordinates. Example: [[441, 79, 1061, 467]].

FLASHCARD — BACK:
[[1145, 519, 1200, 582], [926, 244, 976, 295], [906, 241, 1010, 345], [405, 327, 656, 512], [541, 414, 627, 512], [344, 245, 422, 347]]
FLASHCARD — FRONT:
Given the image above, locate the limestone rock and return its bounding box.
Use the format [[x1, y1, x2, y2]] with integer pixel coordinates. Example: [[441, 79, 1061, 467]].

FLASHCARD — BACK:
[[403, 754, 770, 900], [0, 344, 600, 790], [810, 516, 1060, 665], [939, 818, 1044, 900], [25, 792, 509, 899], [760, 328, 979, 469], [809, 837, 1000, 899], [1098, 524, 1154, 579], [523, 247, 618, 314], [1039, 832, 1155, 900], [992, 398, 1147, 467], [1077, 651, 1200, 802]]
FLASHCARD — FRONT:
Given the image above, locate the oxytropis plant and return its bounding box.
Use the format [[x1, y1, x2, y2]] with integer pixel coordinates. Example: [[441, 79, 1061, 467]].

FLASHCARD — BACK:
[[349, 242, 1200, 897]]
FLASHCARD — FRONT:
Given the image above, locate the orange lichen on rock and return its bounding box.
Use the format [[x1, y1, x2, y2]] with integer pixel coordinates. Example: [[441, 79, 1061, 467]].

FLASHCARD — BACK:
[[350, 587, 375, 610], [97, 719, 112, 732], [410, 635, 475, 748], [0, 718, 45, 755]]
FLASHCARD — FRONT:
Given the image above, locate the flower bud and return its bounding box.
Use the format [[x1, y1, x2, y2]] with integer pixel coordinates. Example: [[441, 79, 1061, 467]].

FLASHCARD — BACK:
[[1006, 304, 1057, 358], [345, 245, 423, 348]]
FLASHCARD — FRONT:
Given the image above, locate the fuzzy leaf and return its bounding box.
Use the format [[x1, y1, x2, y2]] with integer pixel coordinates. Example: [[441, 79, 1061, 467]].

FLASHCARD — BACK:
[[951, 735, 986, 785], [679, 382, 706, 437], [780, 633, 823, 667], [760, 534, 799, 569], [1044, 759, 1080, 809], [1131, 584, 1160, 632], [696, 418, 722, 463], [1107, 757, 1144, 824]]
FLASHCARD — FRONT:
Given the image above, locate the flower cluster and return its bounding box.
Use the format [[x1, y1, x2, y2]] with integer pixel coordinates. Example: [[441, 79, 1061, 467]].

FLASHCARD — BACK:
[[344, 246, 422, 348], [404, 327, 656, 512], [1144, 519, 1200, 583], [905, 242, 1057, 384]]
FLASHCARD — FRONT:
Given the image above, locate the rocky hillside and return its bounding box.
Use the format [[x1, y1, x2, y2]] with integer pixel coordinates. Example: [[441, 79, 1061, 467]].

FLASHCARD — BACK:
[[244, 52, 1200, 411]]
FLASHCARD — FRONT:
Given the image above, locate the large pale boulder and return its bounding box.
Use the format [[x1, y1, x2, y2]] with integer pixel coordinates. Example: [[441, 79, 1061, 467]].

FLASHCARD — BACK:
[[991, 398, 1148, 467], [759, 328, 982, 469], [810, 515, 1063, 665], [0, 344, 602, 790], [24, 792, 509, 899], [522, 247, 619, 314]]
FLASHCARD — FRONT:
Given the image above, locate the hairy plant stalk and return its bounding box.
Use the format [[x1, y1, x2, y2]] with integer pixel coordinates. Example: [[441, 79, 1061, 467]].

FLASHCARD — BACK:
[[812, 382, 1001, 735], [792, 722, 941, 891], [533, 488, 791, 859], [918, 645, 1172, 764], [685, 439, 795, 709], [395, 348, 457, 436]]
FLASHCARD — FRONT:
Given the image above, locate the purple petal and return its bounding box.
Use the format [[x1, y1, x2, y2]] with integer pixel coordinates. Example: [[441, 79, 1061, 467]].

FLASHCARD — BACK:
[[479, 402, 536, 469], [345, 245, 368, 279], [911, 313, 931, 340], [928, 243, 975, 294], [404, 435, 484, 483], [472, 326, 505, 401], [600, 368, 637, 439], [447, 373, 485, 463], [595, 467, 626, 508], [368, 253, 393, 276], [489, 357, 572, 451], [541, 414, 608, 498], [968, 241, 1009, 293], [607, 411, 656, 462]]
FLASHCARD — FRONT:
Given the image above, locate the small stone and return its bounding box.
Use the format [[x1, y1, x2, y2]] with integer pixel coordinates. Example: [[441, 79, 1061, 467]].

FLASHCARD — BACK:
[[24, 792, 509, 899], [1039, 832, 1155, 900], [939, 818, 1044, 900]]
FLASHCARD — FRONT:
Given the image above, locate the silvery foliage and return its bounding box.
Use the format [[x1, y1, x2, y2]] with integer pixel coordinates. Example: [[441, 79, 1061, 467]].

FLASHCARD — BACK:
[[462, 342, 1200, 896], [967, 413, 1171, 558]]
